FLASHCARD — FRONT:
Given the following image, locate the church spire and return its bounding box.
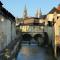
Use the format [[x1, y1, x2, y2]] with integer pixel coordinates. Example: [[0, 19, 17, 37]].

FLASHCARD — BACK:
[[23, 4, 28, 18], [35, 8, 38, 18], [38, 9, 42, 17], [35, 8, 42, 18]]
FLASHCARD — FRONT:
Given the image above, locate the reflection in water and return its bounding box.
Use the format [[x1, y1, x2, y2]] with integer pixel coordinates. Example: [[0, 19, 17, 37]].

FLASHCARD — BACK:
[[17, 42, 56, 60]]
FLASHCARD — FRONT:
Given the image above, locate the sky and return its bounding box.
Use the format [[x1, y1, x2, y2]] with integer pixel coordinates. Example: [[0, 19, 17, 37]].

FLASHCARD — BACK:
[[0, 0, 60, 18]]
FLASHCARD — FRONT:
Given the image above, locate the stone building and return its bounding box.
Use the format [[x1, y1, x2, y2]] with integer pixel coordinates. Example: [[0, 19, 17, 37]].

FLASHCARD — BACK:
[[47, 4, 60, 22], [16, 4, 60, 40], [44, 4, 60, 41], [54, 14, 60, 45], [16, 5, 46, 32], [52, 12, 60, 56], [0, 1, 16, 50]]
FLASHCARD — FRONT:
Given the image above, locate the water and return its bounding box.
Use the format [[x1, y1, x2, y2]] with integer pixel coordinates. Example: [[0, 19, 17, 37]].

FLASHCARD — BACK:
[[16, 40, 56, 60]]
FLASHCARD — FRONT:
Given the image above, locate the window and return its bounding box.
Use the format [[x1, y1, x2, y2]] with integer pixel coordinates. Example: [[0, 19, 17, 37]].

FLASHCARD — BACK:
[[48, 21, 52, 26]]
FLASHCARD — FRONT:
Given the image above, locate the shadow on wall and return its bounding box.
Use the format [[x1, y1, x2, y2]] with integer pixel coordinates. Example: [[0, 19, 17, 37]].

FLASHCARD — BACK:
[[43, 32, 49, 45], [0, 32, 7, 50]]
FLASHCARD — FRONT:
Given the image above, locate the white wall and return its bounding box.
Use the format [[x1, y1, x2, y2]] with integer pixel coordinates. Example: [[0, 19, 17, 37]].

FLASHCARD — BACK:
[[0, 19, 11, 50], [0, 17, 16, 50], [6, 20, 11, 45], [47, 14, 60, 22]]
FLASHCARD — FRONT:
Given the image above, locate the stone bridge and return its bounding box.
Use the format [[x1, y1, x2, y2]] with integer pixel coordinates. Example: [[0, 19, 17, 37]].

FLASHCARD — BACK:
[[21, 32, 44, 37], [19, 25, 49, 45], [21, 31, 49, 46]]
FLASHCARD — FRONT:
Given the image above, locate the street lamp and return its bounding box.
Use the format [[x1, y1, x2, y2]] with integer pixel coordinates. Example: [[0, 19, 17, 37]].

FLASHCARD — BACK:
[[1, 18, 4, 22]]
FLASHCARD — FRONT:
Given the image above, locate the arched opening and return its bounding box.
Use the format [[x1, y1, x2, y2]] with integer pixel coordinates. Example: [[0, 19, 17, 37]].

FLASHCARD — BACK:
[[34, 34, 44, 46], [22, 34, 32, 41]]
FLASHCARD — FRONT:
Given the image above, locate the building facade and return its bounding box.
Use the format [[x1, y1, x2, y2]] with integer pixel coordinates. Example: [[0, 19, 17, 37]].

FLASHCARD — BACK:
[[0, 1, 16, 50], [16, 4, 60, 40], [16, 5, 46, 33]]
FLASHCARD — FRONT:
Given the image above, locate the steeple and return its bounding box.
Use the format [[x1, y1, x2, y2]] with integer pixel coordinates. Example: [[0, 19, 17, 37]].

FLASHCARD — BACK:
[[35, 9, 38, 18], [35, 8, 42, 18], [38, 9, 42, 17], [23, 4, 28, 18]]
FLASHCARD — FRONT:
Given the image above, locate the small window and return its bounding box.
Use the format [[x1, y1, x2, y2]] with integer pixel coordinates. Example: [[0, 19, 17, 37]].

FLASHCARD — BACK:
[[57, 17, 59, 19], [48, 21, 52, 26]]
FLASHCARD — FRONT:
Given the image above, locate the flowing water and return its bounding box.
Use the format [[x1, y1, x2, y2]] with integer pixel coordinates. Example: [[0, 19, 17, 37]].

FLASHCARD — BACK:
[[16, 39, 56, 60]]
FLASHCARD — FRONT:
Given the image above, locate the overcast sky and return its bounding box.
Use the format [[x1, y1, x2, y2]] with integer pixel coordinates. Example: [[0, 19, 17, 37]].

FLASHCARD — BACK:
[[0, 0, 60, 18]]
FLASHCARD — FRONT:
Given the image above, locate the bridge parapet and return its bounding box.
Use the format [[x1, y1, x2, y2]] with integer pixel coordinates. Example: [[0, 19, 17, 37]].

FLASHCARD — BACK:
[[20, 25, 44, 33]]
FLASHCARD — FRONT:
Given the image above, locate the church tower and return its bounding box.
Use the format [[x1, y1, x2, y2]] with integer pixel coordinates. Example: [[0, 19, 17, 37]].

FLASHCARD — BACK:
[[38, 9, 42, 17], [23, 5, 28, 18], [35, 8, 42, 18]]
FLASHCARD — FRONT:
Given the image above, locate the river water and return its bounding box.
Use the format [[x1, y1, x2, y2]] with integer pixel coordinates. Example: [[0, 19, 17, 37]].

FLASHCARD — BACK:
[[16, 39, 57, 60]]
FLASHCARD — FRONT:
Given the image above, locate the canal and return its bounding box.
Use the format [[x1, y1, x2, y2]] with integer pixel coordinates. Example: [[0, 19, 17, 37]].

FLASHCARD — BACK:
[[16, 39, 57, 60]]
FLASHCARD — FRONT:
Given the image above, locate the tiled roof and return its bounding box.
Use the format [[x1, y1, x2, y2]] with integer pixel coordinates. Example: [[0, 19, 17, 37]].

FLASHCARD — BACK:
[[48, 7, 60, 14], [40, 15, 46, 19], [57, 4, 60, 10]]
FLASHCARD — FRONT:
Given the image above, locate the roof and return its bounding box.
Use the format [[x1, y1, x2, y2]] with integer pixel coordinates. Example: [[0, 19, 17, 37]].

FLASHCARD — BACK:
[[48, 7, 60, 14], [57, 4, 60, 10], [18, 23, 45, 26], [40, 15, 46, 19], [22, 15, 46, 20], [0, 1, 3, 6], [23, 17, 40, 20], [0, 1, 15, 22]]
